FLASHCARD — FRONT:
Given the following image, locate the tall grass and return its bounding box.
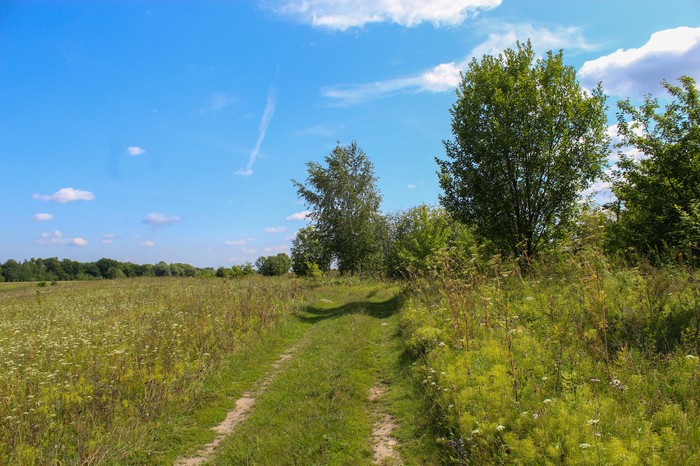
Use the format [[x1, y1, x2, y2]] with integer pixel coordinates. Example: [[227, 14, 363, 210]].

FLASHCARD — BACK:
[[401, 248, 700, 464], [0, 276, 305, 464]]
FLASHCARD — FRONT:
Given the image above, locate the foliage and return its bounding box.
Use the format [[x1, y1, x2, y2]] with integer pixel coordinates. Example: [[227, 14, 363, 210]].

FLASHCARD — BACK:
[[0, 276, 305, 464], [437, 41, 609, 260], [610, 76, 700, 263], [255, 253, 292, 276], [400, 247, 700, 464], [290, 225, 330, 276], [293, 141, 383, 275], [384, 205, 456, 278]]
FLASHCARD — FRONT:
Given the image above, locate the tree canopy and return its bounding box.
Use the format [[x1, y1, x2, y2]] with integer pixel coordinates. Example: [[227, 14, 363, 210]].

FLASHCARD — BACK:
[[293, 142, 383, 275], [437, 41, 609, 260], [610, 76, 700, 261]]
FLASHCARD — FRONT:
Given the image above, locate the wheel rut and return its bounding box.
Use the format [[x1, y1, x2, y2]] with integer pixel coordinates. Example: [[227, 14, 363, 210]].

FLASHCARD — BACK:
[[173, 344, 300, 466]]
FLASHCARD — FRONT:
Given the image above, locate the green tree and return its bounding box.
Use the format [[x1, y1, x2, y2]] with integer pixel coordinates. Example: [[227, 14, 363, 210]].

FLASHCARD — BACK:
[[437, 41, 609, 260], [153, 261, 171, 277], [293, 141, 383, 275], [255, 253, 292, 276], [610, 76, 700, 260], [290, 226, 330, 276]]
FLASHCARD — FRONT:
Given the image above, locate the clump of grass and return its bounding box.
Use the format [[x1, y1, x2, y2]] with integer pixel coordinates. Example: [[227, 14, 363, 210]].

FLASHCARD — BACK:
[[401, 248, 700, 464]]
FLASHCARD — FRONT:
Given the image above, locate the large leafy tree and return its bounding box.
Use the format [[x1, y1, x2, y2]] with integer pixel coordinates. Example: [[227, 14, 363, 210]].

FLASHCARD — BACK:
[[611, 76, 700, 259], [293, 142, 383, 275], [437, 41, 609, 260]]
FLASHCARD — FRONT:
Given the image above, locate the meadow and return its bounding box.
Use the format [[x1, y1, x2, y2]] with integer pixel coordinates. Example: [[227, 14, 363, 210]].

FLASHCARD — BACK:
[[401, 247, 700, 464], [0, 277, 305, 464], [2, 258, 699, 465]]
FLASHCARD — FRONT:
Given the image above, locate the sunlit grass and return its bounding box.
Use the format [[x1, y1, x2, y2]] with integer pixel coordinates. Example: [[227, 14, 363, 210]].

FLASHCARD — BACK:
[[401, 250, 700, 464], [0, 276, 305, 464]]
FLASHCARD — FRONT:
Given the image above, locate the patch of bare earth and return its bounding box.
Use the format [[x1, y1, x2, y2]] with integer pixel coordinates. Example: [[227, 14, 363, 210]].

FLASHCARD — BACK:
[[173, 346, 299, 466], [369, 384, 402, 465]]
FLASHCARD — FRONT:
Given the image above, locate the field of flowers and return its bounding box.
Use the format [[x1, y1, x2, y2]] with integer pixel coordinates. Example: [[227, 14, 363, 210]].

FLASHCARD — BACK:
[[402, 249, 700, 464], [0, 276, 305, 464]]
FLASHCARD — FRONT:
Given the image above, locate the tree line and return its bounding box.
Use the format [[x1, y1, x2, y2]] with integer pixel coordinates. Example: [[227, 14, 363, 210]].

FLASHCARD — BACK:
[[291, 41, 700, 276]]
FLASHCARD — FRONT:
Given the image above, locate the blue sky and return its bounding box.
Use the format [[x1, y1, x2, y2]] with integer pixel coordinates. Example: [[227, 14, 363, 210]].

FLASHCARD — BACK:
[[2, 0, 699, 268]]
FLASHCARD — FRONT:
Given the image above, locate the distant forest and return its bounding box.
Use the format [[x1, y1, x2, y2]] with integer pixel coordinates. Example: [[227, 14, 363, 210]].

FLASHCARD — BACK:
[[0, 257, 244, 282]]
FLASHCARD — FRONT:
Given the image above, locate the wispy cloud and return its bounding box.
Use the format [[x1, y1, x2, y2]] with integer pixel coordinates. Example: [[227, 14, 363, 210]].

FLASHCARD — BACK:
[[101, 233, 115, 244], [225, 238, 254, 246], [37, 230, 87, 247], [141, 240, 156, 247], [127, 146, 147, 156], [204, 92, 237, 112], [322, 23, 594, 105], [294, 124, 335, 138], [286, 210, 312, 221], [33, 213, 54, 221], [271, 0, 502, 30], [143, 212, 182, 226], [263, 244, 289, 254], [264, 226, 287, 233], [236, 87, 277, 176], [579, 26, 700, 96], [33, 187, 95, 203]]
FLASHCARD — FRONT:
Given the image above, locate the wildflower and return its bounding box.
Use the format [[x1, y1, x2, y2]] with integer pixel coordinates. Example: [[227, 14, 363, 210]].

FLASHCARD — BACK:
[[496, 425, 506, 431], [543, 398, 552, 404], [685, 354, 698, 360], [438, 341, 446, 347], [541, 376, 548, 381], [587, 419, 599, 425], [579, 443, 591, 449], [532, 413, 539, 419], [471, 429, 481, 435], [590, 378, 601, 383]]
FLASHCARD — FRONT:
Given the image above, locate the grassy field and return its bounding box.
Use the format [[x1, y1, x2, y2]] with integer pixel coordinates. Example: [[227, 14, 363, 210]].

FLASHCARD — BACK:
[[3, 262, 698, 465], [0, 277, 439, 465], [0, 277, 305, 464]]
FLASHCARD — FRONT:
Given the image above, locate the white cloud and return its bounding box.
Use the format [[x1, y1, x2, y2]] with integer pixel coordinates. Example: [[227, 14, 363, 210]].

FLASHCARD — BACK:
[[127, 146, 147, 156], [240, 248, 257, 255], [236, 87, 277, 176], [286, 210, 312, 221], [272, 0, 502, 30], [101, 233, 115, 244], [263, 244, 289, 254], [322, 23, 593, 104], [70, 238, 88, 247], [36, 230, 87, 246], [407, 184, 417, 190], [33, 187, 95, 203], [579, 27, 700, 96], [264, 226, 287, 233], [143, 212, 182, 226], [33, 213, 54, 221], [225, 238, 253, 246], [141, 240, 156, 247]]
